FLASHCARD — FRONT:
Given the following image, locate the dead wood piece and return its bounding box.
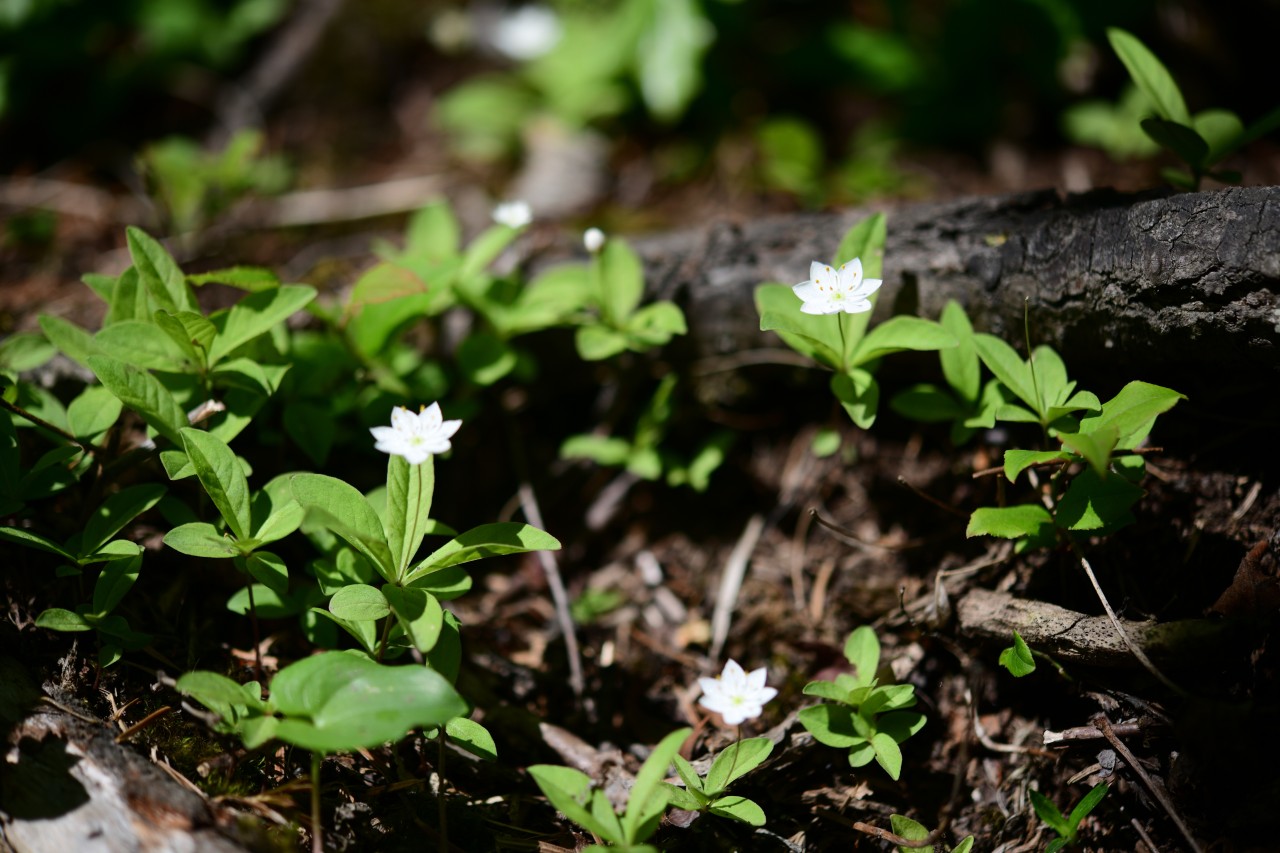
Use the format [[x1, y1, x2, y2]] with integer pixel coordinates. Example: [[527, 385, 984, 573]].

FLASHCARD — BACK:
[[0, 656, 250, 853], [633, 186, 1280, 374], [954, 588, 1225, 667]]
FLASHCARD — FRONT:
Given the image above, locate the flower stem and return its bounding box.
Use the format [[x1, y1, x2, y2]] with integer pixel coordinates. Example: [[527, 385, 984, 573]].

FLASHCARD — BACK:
[[311, 751, 323, 853], [0, 396, 96, 455], [837, 312, 849, 372]]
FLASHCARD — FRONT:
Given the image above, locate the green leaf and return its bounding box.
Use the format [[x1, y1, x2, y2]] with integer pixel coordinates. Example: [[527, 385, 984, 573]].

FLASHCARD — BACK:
[[1054, 467, 1145, 532], [92, 554, 143, 616], [444, 716, 498, 761], [575, 324, 631, 361], [802, 680, 856, 704], [93, 320, 187, 371], [188, 266, 281, 292], [181, 428, 252, 541], [889, 814, 934, 853], [406, 523, 560, 583], [310, 608, 379, 655], [38, 314, 101, 370], [852, 316, 955, 366], [1003, 449, 1069, 483], [704, 737, 773, 794], [1066, 783, 1109, 830], [621, 728, 688, 843], [127, 227, 197, 313], [756, 283, 842, 369], [561, 434, 633, 467], [243, 551, 289, 596], [252, 497, 304, 545], [382, 585, 444, 653], [328, 584, 391, 622], [87, 355, 188, 445], [999, 631, 1036, 677], [1030, 788, 1070, 836], [936, 301, 979, 402], [459, 225, 519, 283], [1140, 118, 1209, 171], [78, 539, 141, 565], [154, 310, 216, 369], [626, 301, 687, 347], [527, 765, 612, 840], [0, 526, 76, 561], [833, 213, 887, 274], [227, 584, 299, 618], [707, 795, 767, 827], [831, 369, 879, 428], [1106, 28, 1190, 125], [598, 239, 645, 324], [291, 473, 395, 581], [1059, 427, 1119, 478], [457, 332, 517, 385], [878, 710, 927, 744], [671, 754, 704, 795], [634, 0, 710, 121], [953, 836, 975, 853], [164, 522, 241, 558], [1079, 381, 1185, 447], [406, 564, 472, 601], [843, 625, 881, 686], [0, 332, 55, 372], [1193, 109, 1244, 165], [35, 608, 92, 632], [865, 732, 906, 778], [67, 386, 123, 440], [385, 454, 434, 579], [404, 201, 460, 262], [269, 652, 467, 752], [175, 671, 268, 721], [797, 704, 864, 748], [967, 505, 1055, 540], [663, 782, 705, 811], [79, 483, 166, 557], [889, 384, 966, 423], [973, 334, 1035, 412], [208, 285, 316, 365]]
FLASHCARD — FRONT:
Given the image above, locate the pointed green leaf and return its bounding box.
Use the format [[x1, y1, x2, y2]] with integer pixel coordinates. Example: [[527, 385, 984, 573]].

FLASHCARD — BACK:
[[310, 608, 379, 655], [852, 316, 955, 366], [1066, 783, 1109, 830], [67, 386, 123, 440], [0, 526, 76, 561], [404, 200, 460, 262], [598, 238, 645, 324], [91, 553, 143, 616], [831, 369, 879, 428], [87, 355, 187, 445], [973, 334, 1035, 412], [181, 428, 251, 541], [386, 454, 434, 578], [708, 795, 767, 826], [843, 626, 881, 685], [1140, 118, 1209, 171], [154, 310, 216, 369], [622, 727, 688, 841], [704, 737, 773, 794], [79, 483, 166, 557], [382, 585, 444, 653], [406, 522, 560, 582], [889, 815, 933, 853], [1079, 381, 1185, 446], [671, 754, 704, 794], [1054, 467, 1144, 532], [527, 765, 612, 840], [291, 473, 395, 581], [999, 631, 1036, 677], [1059, 427, 1119, 478], [127, 227, 196, 313], [1029, 788, 1070, 836], [38, 314, 101, 370], [35, 608, 92, 632], [243, 551, 289, 596], [208, 285, 316, 365], [756, 283, 842, 368], [1106, 28, 1190, 125], [445, 716, 497, 761]]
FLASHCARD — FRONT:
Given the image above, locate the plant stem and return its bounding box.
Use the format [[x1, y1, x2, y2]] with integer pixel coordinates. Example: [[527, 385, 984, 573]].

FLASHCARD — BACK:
[[245, 582, 264, 682], [311, 751, 323, 853], [375, 615, 393, 662], [0, 396, 96, 455], [437, 730, 448, 849], [837, 313, 849, 372]]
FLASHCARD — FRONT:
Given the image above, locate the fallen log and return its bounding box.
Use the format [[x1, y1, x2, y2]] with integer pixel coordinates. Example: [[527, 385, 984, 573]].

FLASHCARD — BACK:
[[636, 185, 1280, 375]]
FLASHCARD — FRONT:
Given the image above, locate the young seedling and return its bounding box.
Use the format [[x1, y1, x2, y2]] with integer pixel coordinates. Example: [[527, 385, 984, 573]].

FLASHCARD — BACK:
[[528, 728, 691, 852], [1030, 783, 1109, 851], [888, 814, 974, 853], [757, 214, 955, 428], [177, 650, 467, 853], [797, 626, 926, 780], [664, 737, 774, 826]]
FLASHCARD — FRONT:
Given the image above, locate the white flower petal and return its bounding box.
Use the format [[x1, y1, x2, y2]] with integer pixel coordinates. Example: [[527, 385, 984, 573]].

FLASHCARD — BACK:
[[372, 402, 462, 463]]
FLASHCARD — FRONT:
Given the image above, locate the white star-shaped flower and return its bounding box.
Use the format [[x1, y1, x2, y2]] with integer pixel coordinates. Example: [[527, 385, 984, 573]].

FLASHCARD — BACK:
[[697, 659, 777, 726], [370, 403, 462, 465], [492, 200, 533, 229], [792, 258, 882, 315]]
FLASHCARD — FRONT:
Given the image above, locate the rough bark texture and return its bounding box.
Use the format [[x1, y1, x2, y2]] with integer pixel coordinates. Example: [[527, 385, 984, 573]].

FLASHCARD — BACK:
[[636, 185, 1280, 375], [0, 656, 251, 853]]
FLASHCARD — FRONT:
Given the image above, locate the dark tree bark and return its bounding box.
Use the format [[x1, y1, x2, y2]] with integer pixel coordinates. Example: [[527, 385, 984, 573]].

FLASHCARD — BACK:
[[636, 186, 1280, 376]]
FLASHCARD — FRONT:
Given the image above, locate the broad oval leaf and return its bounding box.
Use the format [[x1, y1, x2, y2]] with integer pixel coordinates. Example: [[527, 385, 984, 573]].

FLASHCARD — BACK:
[[35, 608, 92, 632], [707, 795, 767, 827], [999, 631, 1036, 677], [445, 716, 497, 762], [407, 522, 560, 583], [382, 585, 443, 653], [328, 583, 391, 622], [852, 316, 955, 366], [164, 521, 241, 558], [705, 737, 773, 794], [1003, 449, 1069, 483], [127, 226, 197, 313], [94, 321, 188, 371], [208, 285, 317, 365], [87, 355, 188, 445], [291, 473, 395, 581], [181, 428, 252, 541]]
